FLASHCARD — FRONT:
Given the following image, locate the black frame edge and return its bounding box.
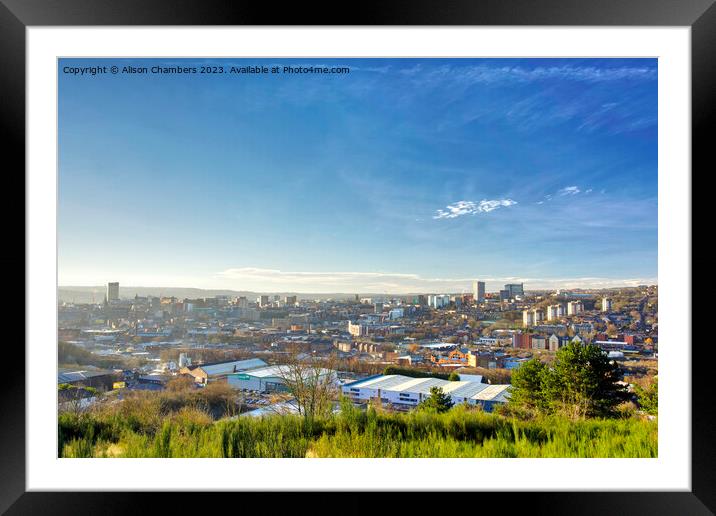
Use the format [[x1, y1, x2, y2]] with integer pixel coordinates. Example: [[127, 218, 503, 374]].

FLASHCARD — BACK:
[[691, 0, 716, 512], [0, 0, 26, 514], [4, 0, 713, 514], [1, 0, 716, 26]]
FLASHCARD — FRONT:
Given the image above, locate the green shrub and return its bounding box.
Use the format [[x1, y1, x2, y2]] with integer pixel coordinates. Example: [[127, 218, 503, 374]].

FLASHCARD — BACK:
[[58, 394, 657, 458]]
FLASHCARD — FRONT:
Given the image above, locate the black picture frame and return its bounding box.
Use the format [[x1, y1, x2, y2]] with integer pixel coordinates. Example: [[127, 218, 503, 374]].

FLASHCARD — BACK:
[[3, 0, 709, 513]]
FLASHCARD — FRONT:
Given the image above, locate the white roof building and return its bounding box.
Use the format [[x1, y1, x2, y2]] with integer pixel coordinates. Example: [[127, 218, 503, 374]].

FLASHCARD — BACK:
[[342, 374, 510, 412]]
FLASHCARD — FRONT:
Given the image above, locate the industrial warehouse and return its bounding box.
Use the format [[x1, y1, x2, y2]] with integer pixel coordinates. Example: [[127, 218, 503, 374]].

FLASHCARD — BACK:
[[179, 357, 268, 385], [227, 364, 338, 393], [341, 374, 511, 412]]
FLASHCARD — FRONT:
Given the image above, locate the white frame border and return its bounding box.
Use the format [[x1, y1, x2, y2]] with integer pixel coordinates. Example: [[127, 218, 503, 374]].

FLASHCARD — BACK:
[[27, 26, 690, 491]]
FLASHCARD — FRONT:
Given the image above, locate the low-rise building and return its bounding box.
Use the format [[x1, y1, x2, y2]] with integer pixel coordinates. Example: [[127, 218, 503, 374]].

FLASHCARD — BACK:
[[227, 364, 338, 393], [342, 374, 511, 412], [180, 358, 267, 385]]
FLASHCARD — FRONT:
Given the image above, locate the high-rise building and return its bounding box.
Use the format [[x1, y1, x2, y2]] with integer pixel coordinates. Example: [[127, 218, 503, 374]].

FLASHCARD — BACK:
[[602, 298, 612, 312], [428, 294, 450, 309], [567, 301, 584, 316], [106, 282, 119, 303], [546, 305, 560, 321], [505, 283, 524, 299], [258, 295, 269, 307], [285, 295, 297, 306], [522, 310, 534, 326], [472, 280, 486, 303]]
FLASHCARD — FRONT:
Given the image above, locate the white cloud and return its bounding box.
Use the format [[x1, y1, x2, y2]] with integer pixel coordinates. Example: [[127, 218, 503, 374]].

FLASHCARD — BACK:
[[215, 267, 656, 294], [433, 199, 517, 219], [558, 186, 581, 196]]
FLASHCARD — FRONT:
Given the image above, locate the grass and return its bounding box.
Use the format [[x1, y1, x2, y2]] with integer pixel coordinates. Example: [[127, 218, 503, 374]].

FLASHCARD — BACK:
[[58, 400, 657, 458]]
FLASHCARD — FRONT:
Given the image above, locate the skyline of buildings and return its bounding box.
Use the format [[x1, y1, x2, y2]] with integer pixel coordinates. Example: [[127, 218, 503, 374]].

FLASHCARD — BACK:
[[83, 281, 644, 309]]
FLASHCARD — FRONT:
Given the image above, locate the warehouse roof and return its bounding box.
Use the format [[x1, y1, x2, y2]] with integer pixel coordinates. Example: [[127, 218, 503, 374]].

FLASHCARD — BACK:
[[472, 384, 511, 402], [230, 364, 335, 380], [344, 374, 415, 390], [442, 381, 492, 398], [192, 358, 267, 376], [58, 369, 114, 384], [342, 374, 511, 402], [391, 377, 446, 395]]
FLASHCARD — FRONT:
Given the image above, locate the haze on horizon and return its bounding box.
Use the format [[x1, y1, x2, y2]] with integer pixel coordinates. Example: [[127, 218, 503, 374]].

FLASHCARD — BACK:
[[58, 58, 657, 294]]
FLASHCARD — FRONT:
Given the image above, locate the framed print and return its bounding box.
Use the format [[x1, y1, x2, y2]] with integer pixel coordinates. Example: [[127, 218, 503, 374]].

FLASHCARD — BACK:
[[4, 0, 711, 513]]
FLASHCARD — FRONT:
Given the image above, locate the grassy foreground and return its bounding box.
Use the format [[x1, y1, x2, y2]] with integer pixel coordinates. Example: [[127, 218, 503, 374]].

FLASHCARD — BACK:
[[59, 402, 657, 458]]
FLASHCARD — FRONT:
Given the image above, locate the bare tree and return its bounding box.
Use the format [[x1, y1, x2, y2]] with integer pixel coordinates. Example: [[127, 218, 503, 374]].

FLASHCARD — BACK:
[[274, 350, 339, 423], [58, 384, 98, 415]]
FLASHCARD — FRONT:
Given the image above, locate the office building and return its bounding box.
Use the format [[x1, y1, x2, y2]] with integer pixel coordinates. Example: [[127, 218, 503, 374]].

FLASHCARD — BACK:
[[504, 283, 524, 299]]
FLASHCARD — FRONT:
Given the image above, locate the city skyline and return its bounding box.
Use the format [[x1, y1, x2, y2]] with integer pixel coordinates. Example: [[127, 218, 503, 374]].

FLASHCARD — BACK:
[[59, 58, 657, 293]]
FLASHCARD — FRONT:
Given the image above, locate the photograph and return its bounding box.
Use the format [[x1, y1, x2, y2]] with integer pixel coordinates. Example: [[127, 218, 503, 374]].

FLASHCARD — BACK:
[[56, 56, 659, 459]]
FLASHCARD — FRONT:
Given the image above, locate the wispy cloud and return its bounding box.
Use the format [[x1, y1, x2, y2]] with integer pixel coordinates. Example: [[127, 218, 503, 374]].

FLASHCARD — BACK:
[[398, 63, 656, 86], [538, 185, 587, 203], [558, 186, 581, 196], [433, 199, 517, 219], [216, 267, 656, 293]]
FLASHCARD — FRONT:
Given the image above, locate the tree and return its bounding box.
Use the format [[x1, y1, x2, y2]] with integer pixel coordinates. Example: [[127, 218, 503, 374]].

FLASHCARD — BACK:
[[508, 341, 627, 419], [447, 372, 460, 381], [543, 341, 627, 419], [634, 375, 658, 415], [509, 359, 548, 414], [418, 386, 454, 413]]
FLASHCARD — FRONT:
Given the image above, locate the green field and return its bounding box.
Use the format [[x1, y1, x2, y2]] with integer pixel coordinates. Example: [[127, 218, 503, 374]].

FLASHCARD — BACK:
[[59, 402, 657, 458]]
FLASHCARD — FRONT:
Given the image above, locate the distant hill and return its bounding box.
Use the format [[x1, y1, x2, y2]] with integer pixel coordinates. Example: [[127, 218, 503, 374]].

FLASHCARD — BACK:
[[58, 285, 652, 304], [58, 286, 363, 304]]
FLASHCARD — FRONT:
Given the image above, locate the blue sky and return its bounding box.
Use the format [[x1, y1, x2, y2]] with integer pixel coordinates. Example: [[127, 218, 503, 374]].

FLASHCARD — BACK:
[[58, 58, 657, 293]]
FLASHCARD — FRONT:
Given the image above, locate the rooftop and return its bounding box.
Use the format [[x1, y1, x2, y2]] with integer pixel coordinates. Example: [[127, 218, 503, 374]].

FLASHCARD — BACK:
[[344, 374, 511, 402]]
